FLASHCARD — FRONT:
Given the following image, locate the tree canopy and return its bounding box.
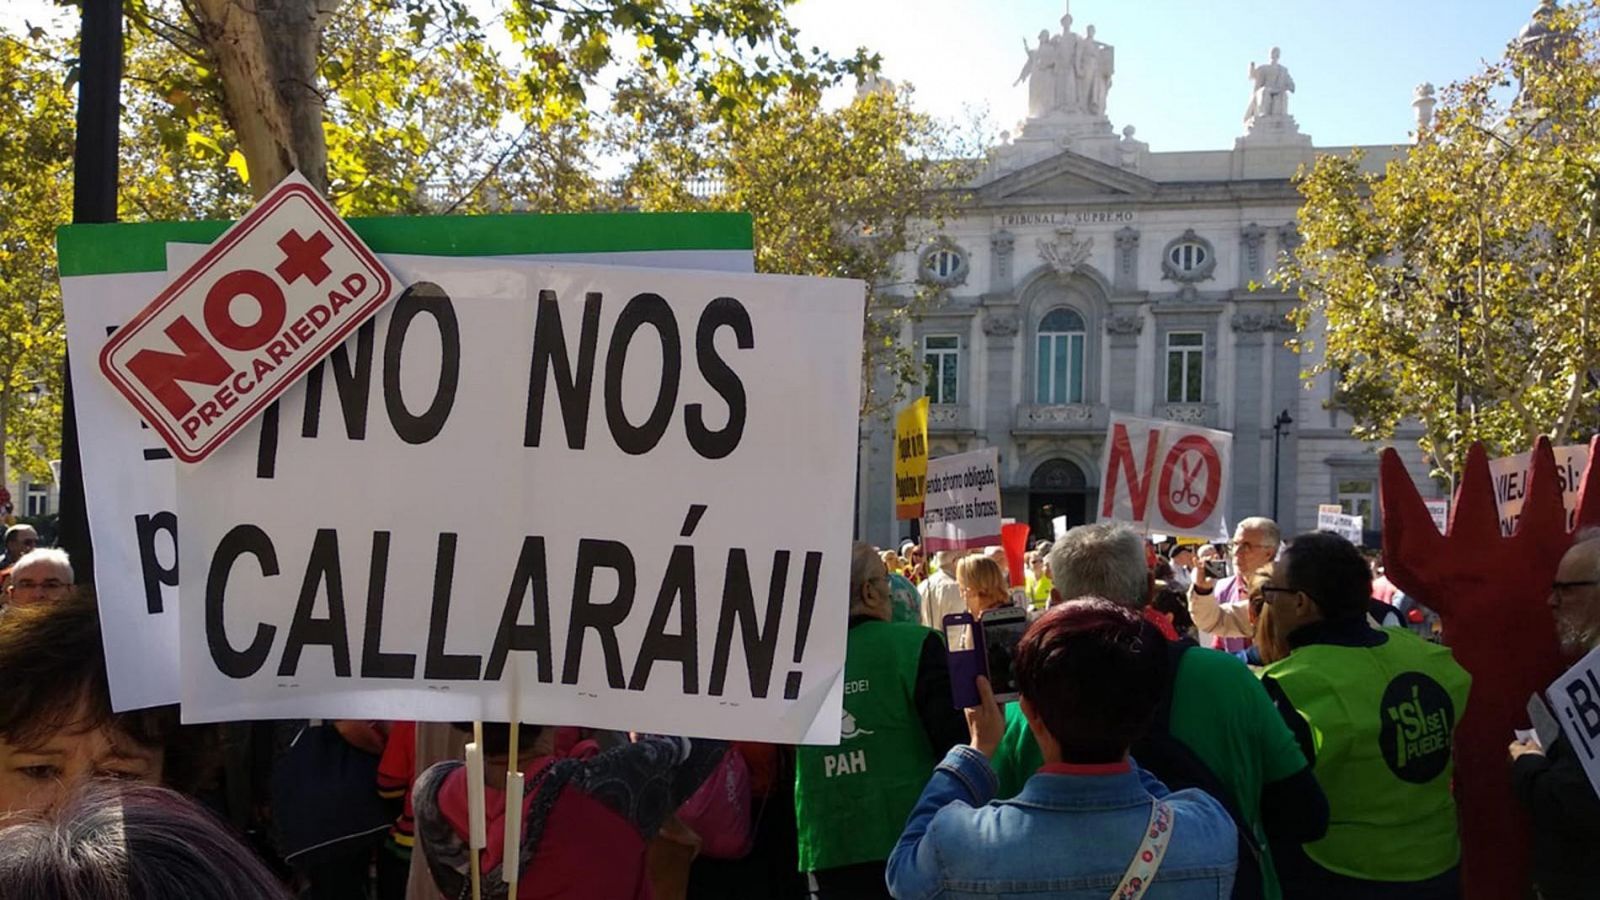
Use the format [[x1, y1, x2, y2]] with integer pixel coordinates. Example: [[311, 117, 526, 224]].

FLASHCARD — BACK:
[[1280, 0, 1600, 473]]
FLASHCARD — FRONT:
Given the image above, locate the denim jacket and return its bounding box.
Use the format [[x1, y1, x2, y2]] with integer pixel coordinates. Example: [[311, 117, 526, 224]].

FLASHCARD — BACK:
[[887, 745, 1237, 899]]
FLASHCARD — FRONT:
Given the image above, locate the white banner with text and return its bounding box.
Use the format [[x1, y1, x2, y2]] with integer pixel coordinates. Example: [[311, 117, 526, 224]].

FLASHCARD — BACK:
[[173, 256, 862, 744]]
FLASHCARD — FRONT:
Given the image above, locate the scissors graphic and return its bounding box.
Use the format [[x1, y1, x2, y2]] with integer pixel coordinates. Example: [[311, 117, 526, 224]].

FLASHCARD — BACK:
[[1169, 454, 1203, 507]]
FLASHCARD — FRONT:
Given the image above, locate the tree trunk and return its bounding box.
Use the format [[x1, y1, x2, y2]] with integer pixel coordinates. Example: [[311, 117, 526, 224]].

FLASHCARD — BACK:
[[190, 0, 339, 197]]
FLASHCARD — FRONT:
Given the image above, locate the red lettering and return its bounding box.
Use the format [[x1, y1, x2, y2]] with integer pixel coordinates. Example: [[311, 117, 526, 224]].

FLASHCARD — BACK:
[[181, 414, 203, 439], [232, 371, 255, 395], [290, 316, 314, 342], [196, 400, 224, 426], [252, 357, 276, 380], [1101, 423, 1160, 520], [306, 304, 331, 329], [204, 269, 288, 351], [266, 340, 292, 365], [341, 272, 367, 297], [1157, 436, 1223, 530], [328, 290, 354, 313], [124, 316, 231, 418], [215, 384, 237, 411]]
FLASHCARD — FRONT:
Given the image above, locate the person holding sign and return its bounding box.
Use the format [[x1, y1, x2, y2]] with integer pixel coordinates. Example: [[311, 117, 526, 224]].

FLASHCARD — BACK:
[[1509, 533, 1600, 900], [1259, 532, 1469, 900], [886, 600, 1240, 899], [795, 544, 966, 899], [412, 723, 726, 899]]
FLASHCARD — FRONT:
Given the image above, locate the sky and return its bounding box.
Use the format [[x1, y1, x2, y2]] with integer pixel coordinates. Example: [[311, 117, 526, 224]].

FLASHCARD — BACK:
[[3, 0, 1541, 153]]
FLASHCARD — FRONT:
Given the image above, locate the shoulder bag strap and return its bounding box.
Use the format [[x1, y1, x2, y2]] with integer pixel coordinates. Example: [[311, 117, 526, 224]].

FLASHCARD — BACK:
[[1110, 800, 1174, 900]]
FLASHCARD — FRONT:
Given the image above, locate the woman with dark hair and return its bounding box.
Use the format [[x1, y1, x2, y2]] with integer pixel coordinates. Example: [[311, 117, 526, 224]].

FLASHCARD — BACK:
[[0, 781, 290, 899], [887, 599, 1239, 899], [0, 594, 216, 816]]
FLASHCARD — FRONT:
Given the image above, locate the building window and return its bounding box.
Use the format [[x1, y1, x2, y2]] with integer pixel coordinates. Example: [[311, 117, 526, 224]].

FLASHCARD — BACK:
[[923, 335, 959, 404], [1165, 332, 1204, 403], [1160, 230, 1218, 283], [918, 242, 969, 287], [1035, 307, 1086, 404], [1338, 479, 1376, 523], [24, 484, 47, 518], [1168, 242, 1206, 273]]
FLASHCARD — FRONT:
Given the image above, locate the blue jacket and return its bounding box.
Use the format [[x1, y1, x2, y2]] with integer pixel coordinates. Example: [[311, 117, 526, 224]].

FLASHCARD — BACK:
[[887, 745, 1238, 899]]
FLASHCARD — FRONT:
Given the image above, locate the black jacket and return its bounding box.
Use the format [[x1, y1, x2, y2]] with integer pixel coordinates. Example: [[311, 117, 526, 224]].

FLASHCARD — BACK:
[[1513, 735, 1600, 900]]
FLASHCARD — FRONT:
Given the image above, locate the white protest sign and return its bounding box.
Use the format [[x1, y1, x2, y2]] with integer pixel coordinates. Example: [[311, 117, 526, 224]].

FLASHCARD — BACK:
[[1316, 505, 1364, 545], [1051, 515, 1069, 540], [174, 256, 862, 745], [1098, 413, 1233, 539], [1489, 444, 1589, 535], [60, 217, 754, 711], [99, 174, 396, 462], [1424, 498, 1450, 534], [920, 448, 1002, 552], [1545, 645, 1600, 800]]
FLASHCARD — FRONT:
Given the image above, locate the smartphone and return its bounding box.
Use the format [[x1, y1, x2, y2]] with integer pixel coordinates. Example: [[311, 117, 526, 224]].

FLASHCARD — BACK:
[[943, 612, 985, 709], [979, 607, 1029, 704], [1204, 559, 1230, 580]]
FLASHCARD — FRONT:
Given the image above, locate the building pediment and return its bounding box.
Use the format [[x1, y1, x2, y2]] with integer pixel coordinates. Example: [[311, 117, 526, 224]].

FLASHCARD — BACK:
[[977, 149, 1158, 203]]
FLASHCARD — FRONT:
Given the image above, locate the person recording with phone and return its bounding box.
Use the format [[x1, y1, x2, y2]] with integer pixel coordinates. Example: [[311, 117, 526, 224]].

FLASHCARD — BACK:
[[1191, 518, 1281, 654], [887, 600, 1240, 899]]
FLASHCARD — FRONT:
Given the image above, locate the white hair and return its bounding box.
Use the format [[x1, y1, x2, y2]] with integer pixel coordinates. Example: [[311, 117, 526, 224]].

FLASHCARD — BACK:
[[9, 547, 72, 583], [1047, 523, 1148, 609], [1235, 516, 1281, 546]]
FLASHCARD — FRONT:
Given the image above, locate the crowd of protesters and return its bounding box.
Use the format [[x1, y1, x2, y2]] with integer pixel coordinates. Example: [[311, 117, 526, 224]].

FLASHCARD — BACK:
[[0, 508, 1595, 900]]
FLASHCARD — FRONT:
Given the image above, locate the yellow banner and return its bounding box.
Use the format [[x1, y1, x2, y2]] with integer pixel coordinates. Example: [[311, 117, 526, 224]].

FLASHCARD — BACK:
[[894, 398, 930, 520]]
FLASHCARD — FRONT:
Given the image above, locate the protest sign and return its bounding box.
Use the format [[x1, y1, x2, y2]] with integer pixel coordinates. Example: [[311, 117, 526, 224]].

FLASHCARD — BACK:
[[1545, 645, 1600, 799], [1098, 414, 1232, 539], [60, 212, 755, 711], [1424, 498, 1450, 534], [100, 174, 397, 463], [1051, 515, 1069, 540], [172, 255, 862, 744], [921, 448, 1002, 551], [894, 398, 929, 520], [1316, 504, 1364, 544], [1489, 444, 1589, 535]]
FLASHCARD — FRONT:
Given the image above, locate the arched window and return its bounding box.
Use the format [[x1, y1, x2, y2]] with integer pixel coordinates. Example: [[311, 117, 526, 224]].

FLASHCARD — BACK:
[[1036, 307, 1086, 404]]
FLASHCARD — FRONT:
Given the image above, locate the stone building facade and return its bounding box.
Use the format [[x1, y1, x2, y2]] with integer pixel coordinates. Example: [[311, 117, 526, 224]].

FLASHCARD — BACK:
[[857, 8, 1445, 547]]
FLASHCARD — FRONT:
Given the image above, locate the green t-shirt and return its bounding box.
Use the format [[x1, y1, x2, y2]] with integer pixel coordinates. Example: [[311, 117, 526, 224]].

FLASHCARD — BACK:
[[989, 645, 1309, 900]]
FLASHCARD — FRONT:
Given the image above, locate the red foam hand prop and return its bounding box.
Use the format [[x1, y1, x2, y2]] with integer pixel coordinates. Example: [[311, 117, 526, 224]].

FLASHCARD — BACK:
[[1380, 435, 1600, 900]]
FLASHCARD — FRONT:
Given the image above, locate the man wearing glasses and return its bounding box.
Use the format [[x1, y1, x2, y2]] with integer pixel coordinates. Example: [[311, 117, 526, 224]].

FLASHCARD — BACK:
[[1508, 533, 1600, 900], [2, 548, 74, 608], [1191, 516, 1280, 654], [1258, 532, 1469, 900]]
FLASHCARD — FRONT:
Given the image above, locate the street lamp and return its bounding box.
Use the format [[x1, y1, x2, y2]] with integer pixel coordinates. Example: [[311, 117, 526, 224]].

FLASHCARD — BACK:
[[1272, 409, 1294, 522]]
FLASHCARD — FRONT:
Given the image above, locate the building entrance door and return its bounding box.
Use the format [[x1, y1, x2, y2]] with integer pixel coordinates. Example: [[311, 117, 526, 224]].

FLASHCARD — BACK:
[[1028, 458, 1089, 543]]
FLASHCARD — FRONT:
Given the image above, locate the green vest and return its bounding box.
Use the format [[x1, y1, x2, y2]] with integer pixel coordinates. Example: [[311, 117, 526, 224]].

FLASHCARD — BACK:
[[1264, 627, 1471, 882], [795, 620, 940, 871]]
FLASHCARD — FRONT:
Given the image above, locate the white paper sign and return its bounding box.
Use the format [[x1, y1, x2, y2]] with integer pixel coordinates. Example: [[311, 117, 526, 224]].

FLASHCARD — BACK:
[[174, 257, 863, 744], [1489, 444, 1589, 535], [1098, 413, 1233, 539], [1545, 645, 1600, 800], [1051, 515, 1069, 541], [921, 448, 1002, 552], [1316, 504, 1364, 544], [1424, 499, 1450, 534], [62, 243, 753, 712], [100, 174, 395, 462]]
